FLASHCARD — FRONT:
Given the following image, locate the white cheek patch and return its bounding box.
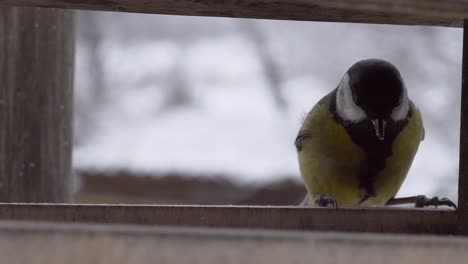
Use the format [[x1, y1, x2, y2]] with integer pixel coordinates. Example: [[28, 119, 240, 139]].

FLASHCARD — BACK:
[[391, 88, 409, 121], [336, 74, 366, 122]]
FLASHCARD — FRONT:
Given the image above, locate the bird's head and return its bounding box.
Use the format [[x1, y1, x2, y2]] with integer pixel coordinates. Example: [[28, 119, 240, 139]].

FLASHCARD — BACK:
[[336, 59, 410, 141]]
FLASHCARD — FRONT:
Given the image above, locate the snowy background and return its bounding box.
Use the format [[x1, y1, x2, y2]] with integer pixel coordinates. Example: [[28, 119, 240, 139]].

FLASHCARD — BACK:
[[73, 11, 462, 203]]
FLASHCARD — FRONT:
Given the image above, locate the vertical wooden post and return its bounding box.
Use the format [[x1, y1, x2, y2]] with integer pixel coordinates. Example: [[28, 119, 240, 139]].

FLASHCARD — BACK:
[[0, 7, 74, 202], [458, 20, 468, 235]]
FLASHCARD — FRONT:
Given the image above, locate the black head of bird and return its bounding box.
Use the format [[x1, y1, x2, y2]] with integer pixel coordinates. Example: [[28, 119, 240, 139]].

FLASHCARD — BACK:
[[336, 59, 409, 141]]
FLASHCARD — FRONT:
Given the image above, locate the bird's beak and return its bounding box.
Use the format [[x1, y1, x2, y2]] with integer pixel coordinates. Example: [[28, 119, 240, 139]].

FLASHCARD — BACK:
[[371, 118, 386, 141]]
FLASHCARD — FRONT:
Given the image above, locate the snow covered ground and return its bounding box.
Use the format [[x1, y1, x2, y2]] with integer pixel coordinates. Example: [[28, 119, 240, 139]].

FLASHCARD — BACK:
[[73, 14, 462, 201]]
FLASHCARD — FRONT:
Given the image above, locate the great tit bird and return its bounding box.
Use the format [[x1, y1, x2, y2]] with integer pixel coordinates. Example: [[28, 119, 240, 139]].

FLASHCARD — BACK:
[[296, 59, 455, 208]]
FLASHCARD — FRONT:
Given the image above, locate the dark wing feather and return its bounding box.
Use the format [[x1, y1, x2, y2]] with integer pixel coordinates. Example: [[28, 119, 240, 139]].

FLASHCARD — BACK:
[[295, 131, 310, 152]]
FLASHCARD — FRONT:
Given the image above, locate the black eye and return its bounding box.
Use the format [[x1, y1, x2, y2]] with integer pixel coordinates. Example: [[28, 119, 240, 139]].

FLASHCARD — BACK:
[[396, 95, 402, 106], [351, 86, 360, 105]]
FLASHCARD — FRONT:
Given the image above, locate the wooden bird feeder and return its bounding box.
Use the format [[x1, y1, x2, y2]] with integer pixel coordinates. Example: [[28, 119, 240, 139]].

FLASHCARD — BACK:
[[0, 2, 467, 260]]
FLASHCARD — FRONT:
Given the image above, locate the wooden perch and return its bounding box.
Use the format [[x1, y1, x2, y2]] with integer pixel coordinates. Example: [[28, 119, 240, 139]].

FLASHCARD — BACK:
[[0, 204, 456, 235], [0, 0, 467, 27]]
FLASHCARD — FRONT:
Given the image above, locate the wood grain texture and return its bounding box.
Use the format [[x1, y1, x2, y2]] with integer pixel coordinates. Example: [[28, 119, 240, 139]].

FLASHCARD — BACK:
[[458, 20, 468, 235], [0, 204, 456, 235], [0, 221, 468, 264], [321, 0, 468, 21], [0, 0, 465, 27], [0, 7, 74, 202]]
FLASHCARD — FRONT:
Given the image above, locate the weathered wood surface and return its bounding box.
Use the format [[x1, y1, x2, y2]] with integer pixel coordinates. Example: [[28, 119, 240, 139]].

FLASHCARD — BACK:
[[0, 7, 74, 202], [0, 220, 467, 264], [0, 204, 456, 234], [322, 0, 468, 22], [0, 0, 467, 27], [459, 20, 468, 235]]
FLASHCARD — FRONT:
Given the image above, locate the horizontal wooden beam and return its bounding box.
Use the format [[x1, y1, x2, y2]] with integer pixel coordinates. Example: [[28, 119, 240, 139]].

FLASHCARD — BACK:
[[0, 220, 467, 263], [0, 0, 466, 27], [322, 0, 468, 23], [0, 204, 456, 234]]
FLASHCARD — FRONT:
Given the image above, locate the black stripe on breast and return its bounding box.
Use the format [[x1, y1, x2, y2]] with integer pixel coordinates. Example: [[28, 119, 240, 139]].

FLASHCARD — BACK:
[[329, 90, 411, 199]]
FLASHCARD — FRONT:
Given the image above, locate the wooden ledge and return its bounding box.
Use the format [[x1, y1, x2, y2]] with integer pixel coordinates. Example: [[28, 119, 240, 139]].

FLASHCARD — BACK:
[[0, 204, 456, 235], [0, 220, 467, 263], [0, 0, 466, 27]]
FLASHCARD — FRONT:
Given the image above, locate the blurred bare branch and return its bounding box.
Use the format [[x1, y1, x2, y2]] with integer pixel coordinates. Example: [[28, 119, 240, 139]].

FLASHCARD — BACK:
[[239, 20, 287, 111], [74, 11, 106, 146], [159, 54, 193, 112]]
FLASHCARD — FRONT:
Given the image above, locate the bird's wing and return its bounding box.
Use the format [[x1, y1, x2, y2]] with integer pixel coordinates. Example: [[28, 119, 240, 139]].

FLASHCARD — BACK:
[[294, 131, 310, 151], [410, 100, 425, 141], [294, 90, 335, 152]]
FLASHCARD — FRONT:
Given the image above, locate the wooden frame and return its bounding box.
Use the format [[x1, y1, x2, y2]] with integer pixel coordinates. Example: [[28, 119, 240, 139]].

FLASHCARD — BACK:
[[0, 0, 466, 27], [458, 20, 468, 235], [0, 0, 466, 235], [0, 204, 456, 234], [2, 221, 468, 263]]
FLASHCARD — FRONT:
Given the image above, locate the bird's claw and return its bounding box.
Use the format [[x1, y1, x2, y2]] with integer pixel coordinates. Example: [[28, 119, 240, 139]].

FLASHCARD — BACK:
[[313, 194, 339, 208], [414, 195, 457, 209]]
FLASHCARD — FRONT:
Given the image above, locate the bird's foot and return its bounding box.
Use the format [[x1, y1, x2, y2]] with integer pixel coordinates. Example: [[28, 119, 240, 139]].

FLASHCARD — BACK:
[[414, 195, 457, 209], [313, 194, 339, 208], [386, 195, 457, 209]]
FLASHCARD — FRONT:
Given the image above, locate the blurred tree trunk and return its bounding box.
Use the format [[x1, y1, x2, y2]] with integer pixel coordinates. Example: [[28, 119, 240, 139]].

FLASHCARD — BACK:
[[0, 7, 74, 202]]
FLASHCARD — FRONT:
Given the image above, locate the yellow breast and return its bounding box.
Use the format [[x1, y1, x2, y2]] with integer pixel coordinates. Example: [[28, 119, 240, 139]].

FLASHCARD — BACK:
[[298, 95, 423, 206]]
